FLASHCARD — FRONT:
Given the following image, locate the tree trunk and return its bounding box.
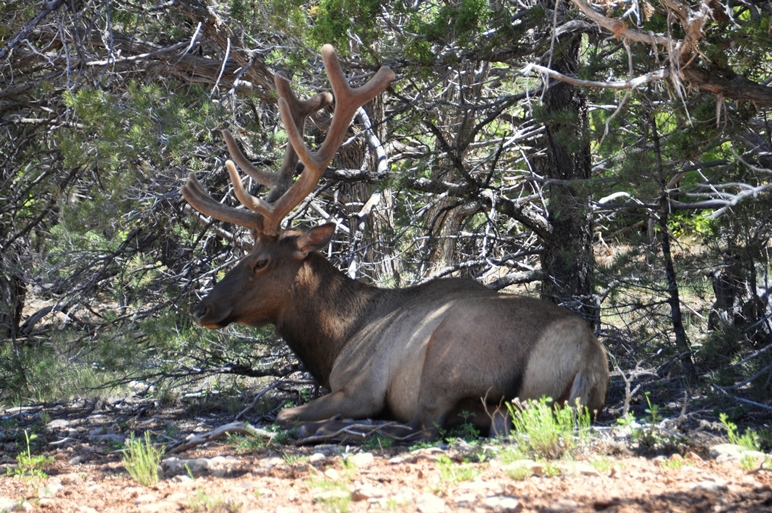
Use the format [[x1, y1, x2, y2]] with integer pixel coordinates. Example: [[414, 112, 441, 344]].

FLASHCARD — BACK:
[[650, 115, 697, 382], [537, 4, 596, 326]]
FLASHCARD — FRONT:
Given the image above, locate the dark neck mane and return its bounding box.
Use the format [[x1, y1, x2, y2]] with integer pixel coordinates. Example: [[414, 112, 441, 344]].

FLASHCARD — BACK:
[[275, 253, 390, 386]]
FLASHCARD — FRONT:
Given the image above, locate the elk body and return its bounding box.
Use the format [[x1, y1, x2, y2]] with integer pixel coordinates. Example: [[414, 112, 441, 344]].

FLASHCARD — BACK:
[[182, 45, 609, 438]]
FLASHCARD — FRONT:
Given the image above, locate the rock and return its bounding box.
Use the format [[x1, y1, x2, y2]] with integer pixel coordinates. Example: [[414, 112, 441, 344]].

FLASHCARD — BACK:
[[260, 456, 285, 469], [544, 499, 580, 512], [162, 455, 239, 475], [309, 452, 326, 463], [69, 455, 83, 465], [134, 493, 158, 504], [457, 479, 504, 495], [91, 433, 126, 444], [324, 468, 342, 480], [47, 419, 71, 430], [415, 493, 446, 513], [312, 488, 351, 501], [483, 496, 522, 512], [688, 480, 728, 493], [38, 480, 63, 498], [0, 498, 19, 512], [710, 443, 767, 464], [351, 484, 386, 501], [348, 452, 375, 468], [454, 493, 477, 504], [76, 507, 98, 513]]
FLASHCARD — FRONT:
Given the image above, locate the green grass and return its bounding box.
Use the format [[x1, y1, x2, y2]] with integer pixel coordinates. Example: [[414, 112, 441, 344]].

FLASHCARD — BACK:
[[9, 430, 54, 480], [436, 454, 479, 488], [505, 464, 532, 480], [507, 397, 591, 460], [719, 413, 761, 451], [122, 431, 164, 486]]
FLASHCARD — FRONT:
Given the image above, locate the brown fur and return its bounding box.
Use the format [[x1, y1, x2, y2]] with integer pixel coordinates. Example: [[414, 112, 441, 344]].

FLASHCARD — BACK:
[[194, 225, 609, 438]]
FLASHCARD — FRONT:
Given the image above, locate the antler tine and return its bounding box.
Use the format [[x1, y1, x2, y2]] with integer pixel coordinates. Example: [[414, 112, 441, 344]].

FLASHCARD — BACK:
[[221, 73, 333, 229], [181, 172, 264, 230], [264, 44, 395, 234], [223, 129, 275, 188], [223, 76, 333, 201]]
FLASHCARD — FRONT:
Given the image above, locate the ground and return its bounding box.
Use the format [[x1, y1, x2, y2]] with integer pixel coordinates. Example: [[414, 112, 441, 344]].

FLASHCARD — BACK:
[[1, 398, 771, 513]]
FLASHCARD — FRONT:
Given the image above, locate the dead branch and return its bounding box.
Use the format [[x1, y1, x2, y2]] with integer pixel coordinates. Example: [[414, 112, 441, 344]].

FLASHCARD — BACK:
[[523, 64, 669, 90], [569, 0, 772, 105], [290, 418, 423, 446], [165, 421, 275, 454], [0, 0, 64, 61]]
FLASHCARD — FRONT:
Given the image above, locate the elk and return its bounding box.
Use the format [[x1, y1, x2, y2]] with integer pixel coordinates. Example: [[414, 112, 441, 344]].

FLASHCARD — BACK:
[[182, 45, 609, 438]]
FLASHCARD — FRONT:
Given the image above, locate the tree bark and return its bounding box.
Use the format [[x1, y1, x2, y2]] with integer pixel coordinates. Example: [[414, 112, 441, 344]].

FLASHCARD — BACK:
[[537, 3, 597, 326]]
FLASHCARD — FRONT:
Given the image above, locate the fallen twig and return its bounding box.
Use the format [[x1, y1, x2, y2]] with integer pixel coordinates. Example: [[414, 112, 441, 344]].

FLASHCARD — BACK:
[[165, 421, 275, 454]]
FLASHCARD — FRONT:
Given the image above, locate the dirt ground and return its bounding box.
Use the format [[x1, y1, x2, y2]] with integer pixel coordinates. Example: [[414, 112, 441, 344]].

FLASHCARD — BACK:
[[1, 398, 771, 513]]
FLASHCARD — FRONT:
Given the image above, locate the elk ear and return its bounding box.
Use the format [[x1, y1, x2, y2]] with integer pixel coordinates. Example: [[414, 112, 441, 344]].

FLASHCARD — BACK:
[[295, 223, 336, 255]]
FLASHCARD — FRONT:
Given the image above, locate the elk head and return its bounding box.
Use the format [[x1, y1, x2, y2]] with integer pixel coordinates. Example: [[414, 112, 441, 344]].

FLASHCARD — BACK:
[[181, 45, 395, 329]]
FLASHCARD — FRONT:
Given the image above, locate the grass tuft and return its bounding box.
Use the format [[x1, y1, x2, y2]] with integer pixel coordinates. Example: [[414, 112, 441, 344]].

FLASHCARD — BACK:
[[122, 431, 164, 486], [507, 397, 591, 460]]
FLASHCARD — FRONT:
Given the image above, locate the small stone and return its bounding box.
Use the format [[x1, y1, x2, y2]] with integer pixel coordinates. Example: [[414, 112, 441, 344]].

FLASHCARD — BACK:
[[688, 481, 728, 493], [416, 493, 446, 513], [543, 499, 578, 512], [348, 452, 375, 468], [484, 496, 522, 512], [710, 443, 766, 463], [38, 480, 63, 498], [455, 493, 477, 504], [68, 455, 83, 465], [261, 456, 285, 468], [309, 453, 326, 463], [351, 484, 386, 501], [457, 479, 504, 495], [47, 419, 71, 430], [91, 433, 126, 444], [134, 493, 158, 504], [324, 468, 342, 480], [0, 498, 18, 512], [76, 506, 98, 513]]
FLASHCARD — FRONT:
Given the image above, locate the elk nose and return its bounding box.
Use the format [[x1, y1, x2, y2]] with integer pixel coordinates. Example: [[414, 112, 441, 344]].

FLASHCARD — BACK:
[[194, 303, 210, 322]]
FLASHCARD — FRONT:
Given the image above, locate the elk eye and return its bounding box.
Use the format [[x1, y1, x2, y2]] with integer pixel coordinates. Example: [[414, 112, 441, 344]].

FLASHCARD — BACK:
[[253, 258, 269, 272]]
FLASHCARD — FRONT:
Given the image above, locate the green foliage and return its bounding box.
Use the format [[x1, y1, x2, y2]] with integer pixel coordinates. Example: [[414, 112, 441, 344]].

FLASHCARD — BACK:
[[228, 433, 268, 452], [8, 430, 55, 480], [400, 0, 491, 62], [719, 413, 761, 451], [435, 454, 479, 488], [122, 431, 164, 486], [363, 434, 394, 451], [505, 464, 532, 481], [310, 0, 382, 53], [507, 397, 591, 460], [441, 410, 480, 442]]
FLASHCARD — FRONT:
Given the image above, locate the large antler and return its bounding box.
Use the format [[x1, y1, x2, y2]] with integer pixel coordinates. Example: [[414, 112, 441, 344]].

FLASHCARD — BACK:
[[182, 45, 395, 236]]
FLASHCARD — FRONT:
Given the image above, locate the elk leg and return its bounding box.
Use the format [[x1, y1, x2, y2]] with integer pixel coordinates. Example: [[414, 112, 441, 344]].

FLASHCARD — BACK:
[[275, 389, 383, 427]]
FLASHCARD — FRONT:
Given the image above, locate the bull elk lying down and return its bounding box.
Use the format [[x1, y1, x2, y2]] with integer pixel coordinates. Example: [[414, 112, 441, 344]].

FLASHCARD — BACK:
[[182, 45, 609, 439]]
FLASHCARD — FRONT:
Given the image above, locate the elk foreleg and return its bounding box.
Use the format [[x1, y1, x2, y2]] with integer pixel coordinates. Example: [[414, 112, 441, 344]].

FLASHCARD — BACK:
[[275, 389, 384, 427]]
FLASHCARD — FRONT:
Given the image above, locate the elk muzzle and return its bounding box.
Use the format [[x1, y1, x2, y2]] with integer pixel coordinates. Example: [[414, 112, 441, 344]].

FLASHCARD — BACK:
[[193, 299, 233, 329]]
